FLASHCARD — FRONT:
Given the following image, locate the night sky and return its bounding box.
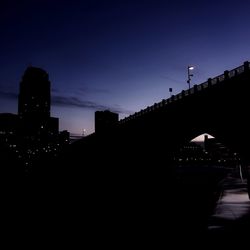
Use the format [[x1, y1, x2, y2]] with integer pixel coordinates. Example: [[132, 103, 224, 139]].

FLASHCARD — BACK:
[[1, 0, 250, 135]]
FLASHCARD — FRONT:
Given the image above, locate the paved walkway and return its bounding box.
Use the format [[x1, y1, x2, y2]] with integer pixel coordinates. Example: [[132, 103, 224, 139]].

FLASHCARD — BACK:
[[207, 175, 250, 242]]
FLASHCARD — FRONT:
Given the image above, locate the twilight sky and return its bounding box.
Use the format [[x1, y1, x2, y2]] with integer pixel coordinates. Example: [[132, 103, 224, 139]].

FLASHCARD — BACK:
[[1, 0, 250, 135]]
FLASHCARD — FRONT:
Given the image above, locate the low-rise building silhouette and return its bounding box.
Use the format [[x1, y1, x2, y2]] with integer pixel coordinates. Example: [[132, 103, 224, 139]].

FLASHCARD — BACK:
[[0, 113, 19, 137], [95, 110, 119, 133]]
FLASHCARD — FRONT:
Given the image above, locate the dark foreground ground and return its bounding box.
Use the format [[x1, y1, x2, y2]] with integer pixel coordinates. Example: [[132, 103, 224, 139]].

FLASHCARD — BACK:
[[2, 163, 250, 247]]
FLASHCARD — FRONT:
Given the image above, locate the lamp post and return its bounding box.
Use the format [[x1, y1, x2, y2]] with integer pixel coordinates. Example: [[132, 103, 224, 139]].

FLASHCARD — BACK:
[[82, 129, 86, 137], [187, 66, 194, 89]]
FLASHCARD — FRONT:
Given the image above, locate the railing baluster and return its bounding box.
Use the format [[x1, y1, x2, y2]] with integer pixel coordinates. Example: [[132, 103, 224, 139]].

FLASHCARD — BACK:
[[120, 61, 248, 125]]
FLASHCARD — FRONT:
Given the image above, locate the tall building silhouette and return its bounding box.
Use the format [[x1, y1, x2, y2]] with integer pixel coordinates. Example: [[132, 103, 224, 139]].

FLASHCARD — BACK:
[[18, 66, 50, 119], [0, 66, 70, 176], [18, 66, 58, 137]]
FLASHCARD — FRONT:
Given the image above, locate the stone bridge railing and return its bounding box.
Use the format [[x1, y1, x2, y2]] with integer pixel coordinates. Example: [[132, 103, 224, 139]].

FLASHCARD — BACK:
[[119, 61, 250, 124]]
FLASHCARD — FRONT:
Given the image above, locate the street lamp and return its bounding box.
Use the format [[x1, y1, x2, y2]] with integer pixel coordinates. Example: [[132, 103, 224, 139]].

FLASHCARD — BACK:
[[187, 66, 194, 89], [82, 129, 86, 137]]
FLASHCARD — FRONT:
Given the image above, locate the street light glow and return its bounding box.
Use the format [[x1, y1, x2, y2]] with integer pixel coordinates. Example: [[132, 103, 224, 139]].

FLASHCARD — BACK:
[[187, 65, 195, 89]]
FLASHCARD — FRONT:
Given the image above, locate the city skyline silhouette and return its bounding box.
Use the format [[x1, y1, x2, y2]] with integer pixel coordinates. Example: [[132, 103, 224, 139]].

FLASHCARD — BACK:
[[1, 1, 250, 243], [1, 60, 250, 245], [1, 0, 250, 135]]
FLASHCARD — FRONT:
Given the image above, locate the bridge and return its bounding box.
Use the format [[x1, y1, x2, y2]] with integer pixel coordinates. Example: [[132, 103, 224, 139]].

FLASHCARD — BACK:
[[63, 61, 250, 239], [68, 61, 250, 185], [75, 61, 250, 162], [118, 61, 250, 155]]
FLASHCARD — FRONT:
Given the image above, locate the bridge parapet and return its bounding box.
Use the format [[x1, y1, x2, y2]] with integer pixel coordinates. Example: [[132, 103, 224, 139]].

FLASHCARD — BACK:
[[228, 69, 236, 78], [119, 61, 250, 125], [211, 78, 217, 85]]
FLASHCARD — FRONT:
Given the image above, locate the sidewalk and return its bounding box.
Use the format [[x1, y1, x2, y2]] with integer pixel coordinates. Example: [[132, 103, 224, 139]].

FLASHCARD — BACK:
[[207, 175, 250, 241]]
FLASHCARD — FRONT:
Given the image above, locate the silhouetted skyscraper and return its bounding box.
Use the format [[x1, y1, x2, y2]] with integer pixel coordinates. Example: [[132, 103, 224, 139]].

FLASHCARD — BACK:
[[18, 66, 58, 137], [18, 66, 50, 119]]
